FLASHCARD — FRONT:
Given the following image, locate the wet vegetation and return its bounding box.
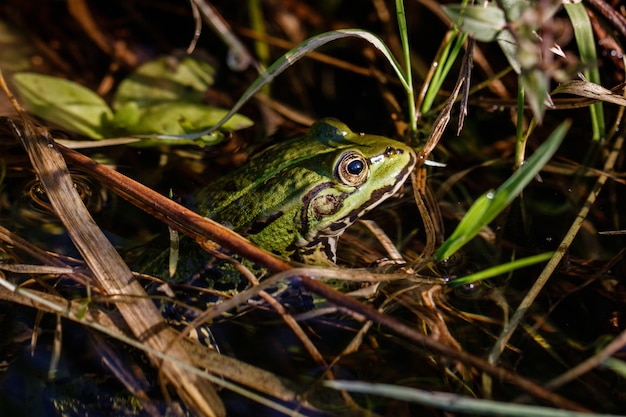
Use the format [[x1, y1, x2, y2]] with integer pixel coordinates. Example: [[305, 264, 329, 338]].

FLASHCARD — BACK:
[[0, 1, 625, 416]]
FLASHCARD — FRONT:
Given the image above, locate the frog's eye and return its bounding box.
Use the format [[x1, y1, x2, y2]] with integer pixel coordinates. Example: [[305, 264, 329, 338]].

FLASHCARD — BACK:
[[335, 151, 369, 187]]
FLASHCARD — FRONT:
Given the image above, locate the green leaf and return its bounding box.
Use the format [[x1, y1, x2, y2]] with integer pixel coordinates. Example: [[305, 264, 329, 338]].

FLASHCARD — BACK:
[[112, 55, 216, 110], [12, 72, 113, 139], [110, 55, 252, 145], [496, 30, 520, 73], [435, 120, 570, 260], [123, 102, 253, 147], [109, 101, 141, 131], [498, 0, 530, 21], [443, 4, 506, 42]]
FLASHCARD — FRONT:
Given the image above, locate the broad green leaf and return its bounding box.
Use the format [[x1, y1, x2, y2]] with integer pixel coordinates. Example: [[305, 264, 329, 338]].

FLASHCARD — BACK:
[[123, 101, 252, 146], [12, 72, 113, 139], [152, 29, 408, 140], [435, 120, 570, 260], [112, 55, 216, 110], [442, 4, 506, 42], [11, 58, 251, 146], [111, 55, 252, 145], [109, 101, 141, 131]]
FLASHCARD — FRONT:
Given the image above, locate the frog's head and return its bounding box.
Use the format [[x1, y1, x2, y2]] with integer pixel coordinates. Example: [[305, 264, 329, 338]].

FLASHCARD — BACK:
[[296, 118, 417, 261]]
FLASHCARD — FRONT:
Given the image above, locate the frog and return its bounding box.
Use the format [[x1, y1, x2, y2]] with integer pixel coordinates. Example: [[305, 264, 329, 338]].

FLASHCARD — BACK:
[[193, 117, 417, 267], [145, 118, 416, 285], [144, 117, 417, 341]]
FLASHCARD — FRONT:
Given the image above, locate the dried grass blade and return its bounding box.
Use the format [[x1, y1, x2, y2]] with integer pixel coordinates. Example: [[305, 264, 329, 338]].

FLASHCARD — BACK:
[[7, 116, 225, 417], [0, 282, 307, 410]]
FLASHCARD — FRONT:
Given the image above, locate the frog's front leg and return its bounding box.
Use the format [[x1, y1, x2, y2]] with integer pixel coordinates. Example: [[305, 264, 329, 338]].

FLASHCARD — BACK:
[[297, 236, 337, 265]]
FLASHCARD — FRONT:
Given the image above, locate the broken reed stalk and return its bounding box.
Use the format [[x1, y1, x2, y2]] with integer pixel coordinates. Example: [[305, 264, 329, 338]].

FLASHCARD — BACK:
[[7, 118, 226, 417]]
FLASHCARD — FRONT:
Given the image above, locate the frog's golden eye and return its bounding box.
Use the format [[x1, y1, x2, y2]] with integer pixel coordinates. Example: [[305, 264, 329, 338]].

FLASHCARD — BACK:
[[335, 151, 369, 187]]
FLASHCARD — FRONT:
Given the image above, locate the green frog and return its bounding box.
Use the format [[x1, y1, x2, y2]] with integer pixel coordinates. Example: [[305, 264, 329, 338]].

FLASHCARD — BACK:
[[147, 118, 416, 342], [195, 117, 416, 266], [149, 118, 416, 286]]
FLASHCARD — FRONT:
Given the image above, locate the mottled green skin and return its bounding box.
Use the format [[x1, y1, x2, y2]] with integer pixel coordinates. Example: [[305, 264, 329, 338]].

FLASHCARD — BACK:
[[194, 118, 417, 265]]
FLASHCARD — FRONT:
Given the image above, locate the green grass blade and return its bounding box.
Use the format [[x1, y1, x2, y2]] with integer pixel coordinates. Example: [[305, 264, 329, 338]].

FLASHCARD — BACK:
[[395, 0, 416, 136], [422, 28, 467, 114], [448, 252, 554, 286], [564, 1, 605, 140], [325, 380, 623, 417], [603, 357, 626, 379], [435, 120, 570, 260], [151, 29, 408, 140]]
